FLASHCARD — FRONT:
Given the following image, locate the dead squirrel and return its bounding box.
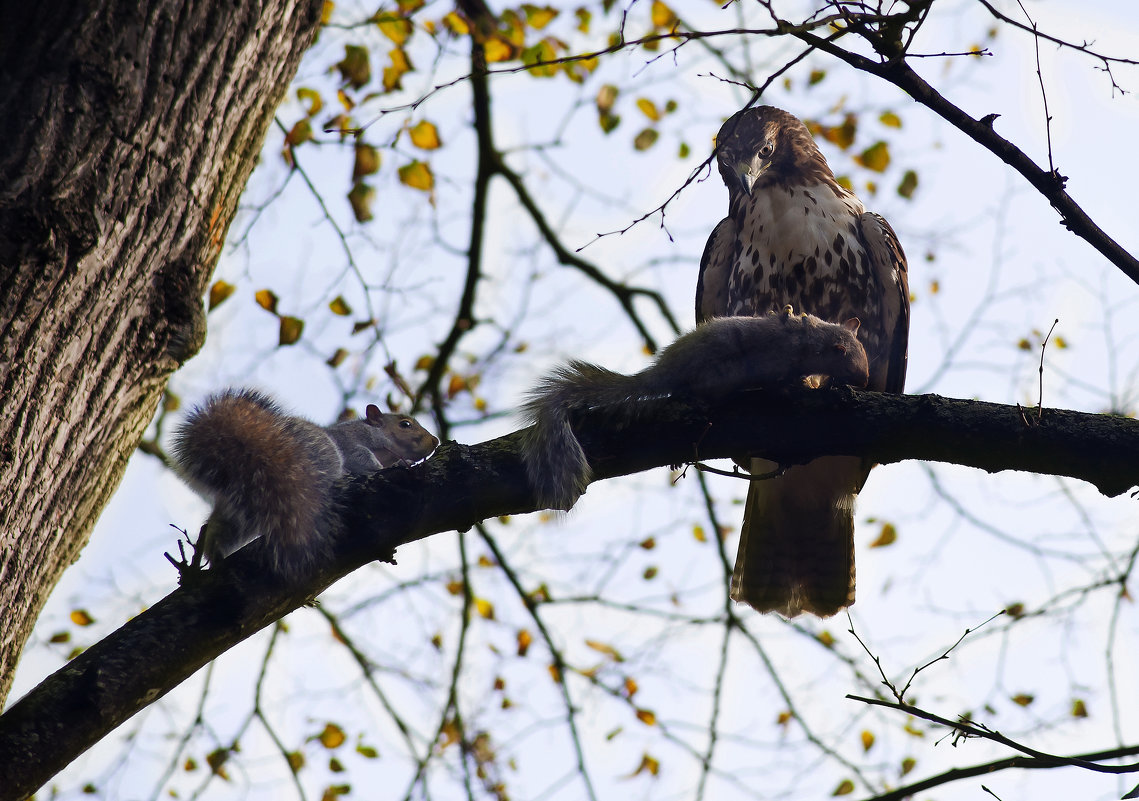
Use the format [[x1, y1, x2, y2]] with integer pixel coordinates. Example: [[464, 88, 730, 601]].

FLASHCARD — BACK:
[[519, 308, 867, 510]]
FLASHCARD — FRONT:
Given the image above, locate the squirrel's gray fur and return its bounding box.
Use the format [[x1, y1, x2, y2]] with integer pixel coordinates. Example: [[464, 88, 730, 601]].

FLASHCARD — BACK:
[[171, 388, 437, 579], [520, 309, 868, 511]]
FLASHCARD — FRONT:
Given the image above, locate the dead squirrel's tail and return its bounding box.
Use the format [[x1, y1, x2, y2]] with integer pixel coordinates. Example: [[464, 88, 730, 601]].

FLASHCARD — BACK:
[[520, 361, 640, 510]]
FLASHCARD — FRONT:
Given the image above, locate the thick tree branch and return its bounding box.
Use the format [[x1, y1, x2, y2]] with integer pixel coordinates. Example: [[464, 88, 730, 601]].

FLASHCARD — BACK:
[[2, 388, 1137, 798]]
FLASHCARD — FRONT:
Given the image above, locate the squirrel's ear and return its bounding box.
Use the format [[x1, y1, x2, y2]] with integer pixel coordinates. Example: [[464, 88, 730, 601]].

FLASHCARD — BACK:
[[842, 317, 861, 334], [365, 404, 383, 422]]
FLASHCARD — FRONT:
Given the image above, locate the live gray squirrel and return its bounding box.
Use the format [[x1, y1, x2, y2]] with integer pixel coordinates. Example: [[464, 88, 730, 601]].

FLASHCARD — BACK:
[[520, 308, 868, 511], [171, 388, 438, 578]]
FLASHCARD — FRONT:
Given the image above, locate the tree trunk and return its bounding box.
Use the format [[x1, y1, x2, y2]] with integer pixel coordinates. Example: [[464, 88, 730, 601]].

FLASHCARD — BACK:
[[0, 0, 323, 705]]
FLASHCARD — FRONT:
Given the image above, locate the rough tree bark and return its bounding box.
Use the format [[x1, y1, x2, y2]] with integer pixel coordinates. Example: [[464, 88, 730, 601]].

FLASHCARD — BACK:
[[0, 0, 324, 705]]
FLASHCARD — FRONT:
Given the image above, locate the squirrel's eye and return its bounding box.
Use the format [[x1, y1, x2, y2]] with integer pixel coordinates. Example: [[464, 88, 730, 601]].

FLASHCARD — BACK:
[[400, 419, 412, 427], [759, 141, 774, 158]]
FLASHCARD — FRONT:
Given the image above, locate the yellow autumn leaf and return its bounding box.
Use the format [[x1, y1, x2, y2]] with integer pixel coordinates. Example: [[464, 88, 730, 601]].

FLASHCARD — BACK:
[[636, 97, 660, 121], [596, 83, 618, 113], [776, 710, 793, 726], [575, 7, 591, 33], [398, 160, 435, 192], [635, 708, 656, 726], [692, 525, 706, 542], [414, 354, 434, 371], [856, 141, 891, 172], [70, 610, 95, 626], [438, 718, 461, 749], [1071, 698, 1088, 718], [409, 120, 441, 150], [901, 756, 916, 775], [833, 779, 855, 796], [377, 16, 413, 46], [285, 118, 313, 146], [287, 751, 305, 772], [326, 348, 348, 368], [522, 38, 560, 77], [336, 44, 371, 89], [474, 597, 495, 619], [356, 743, 379, 759], [897, 168, 918, 199], [638, 537, 655, 550], [382, 47, 413, 92], [320, 0, 334, 25], [329, 296, 352, 316], [255, 289, 279, 313], [879, 110, 903, 128], [442, 11, 469, 35], [523, 4, 558, 29], [208, 280, 235, 310], [348, 181, 375, 222], [633, 128, 658, 151], [515, 628, 532, 655], [820, 114, 857, 149], [352, 142, 380, 181], [446, 373, 467, 398], [483, 37, 515, 63], [650, 0, 677, 29], [297, 87, 323, 116], [860, 730, 875, 752], [318, 723, 346, 749], [869, 522, 897, 548], [278, 315, 304, 346], [627, 753, 660, 777], [1011, 693, 1034, 707], [206, 748, 229, 775], [816, 630, 835, 647], [623, 676, 638, 697], [585, 639, 625, 662]]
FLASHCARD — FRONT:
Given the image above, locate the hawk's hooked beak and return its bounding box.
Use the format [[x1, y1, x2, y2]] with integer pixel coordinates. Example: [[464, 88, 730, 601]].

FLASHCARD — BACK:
[[733, 155, 768, 196]]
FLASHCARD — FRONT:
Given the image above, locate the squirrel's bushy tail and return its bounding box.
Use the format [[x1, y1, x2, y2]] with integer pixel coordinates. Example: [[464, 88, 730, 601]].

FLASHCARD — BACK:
[[171, 389, 343, 579], [520, 361, 638, 510]]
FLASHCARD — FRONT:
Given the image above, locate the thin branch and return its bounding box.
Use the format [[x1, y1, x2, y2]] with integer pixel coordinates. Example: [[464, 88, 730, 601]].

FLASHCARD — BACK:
[[786, 27, 1139, 284], [863, 742, 1139, 801], [848, 694, 1139, 775]]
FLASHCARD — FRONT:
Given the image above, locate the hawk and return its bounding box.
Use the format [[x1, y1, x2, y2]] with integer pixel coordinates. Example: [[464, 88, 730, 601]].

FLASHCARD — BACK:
[[697, 106, 909, 617]]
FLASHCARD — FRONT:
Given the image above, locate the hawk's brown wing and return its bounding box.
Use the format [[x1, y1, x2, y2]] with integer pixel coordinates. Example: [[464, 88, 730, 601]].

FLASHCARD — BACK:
[[696, 216, 737, 324], [857, 211, 909, 394]]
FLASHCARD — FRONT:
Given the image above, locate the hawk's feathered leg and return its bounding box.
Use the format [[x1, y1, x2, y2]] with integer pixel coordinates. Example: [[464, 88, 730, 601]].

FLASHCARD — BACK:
[[732, 456, 861, 617]]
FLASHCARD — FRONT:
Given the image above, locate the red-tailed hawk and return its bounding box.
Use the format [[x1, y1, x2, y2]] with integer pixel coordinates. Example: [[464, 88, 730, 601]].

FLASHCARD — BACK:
[[698, 105, 909, 617]]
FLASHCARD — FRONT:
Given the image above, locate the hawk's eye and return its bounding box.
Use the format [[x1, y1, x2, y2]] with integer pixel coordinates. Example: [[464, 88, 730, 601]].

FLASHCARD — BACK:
[[758, 141, 774, 158]]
